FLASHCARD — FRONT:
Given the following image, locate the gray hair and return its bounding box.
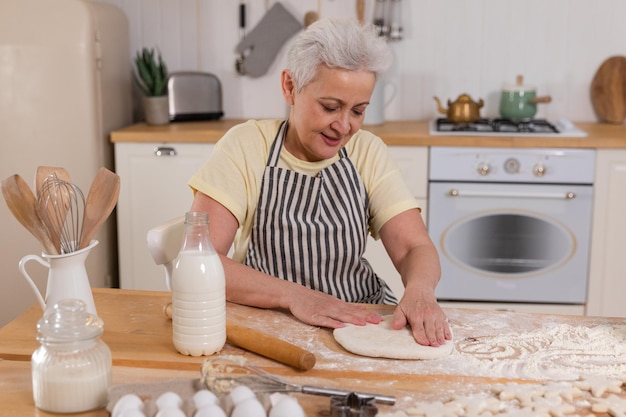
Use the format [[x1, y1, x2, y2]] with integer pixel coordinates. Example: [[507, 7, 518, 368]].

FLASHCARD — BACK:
[[286, 18, 392, 92]]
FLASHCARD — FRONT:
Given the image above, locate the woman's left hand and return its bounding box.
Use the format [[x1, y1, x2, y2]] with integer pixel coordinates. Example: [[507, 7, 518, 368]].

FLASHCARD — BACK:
[[391, 289, 451, 346]]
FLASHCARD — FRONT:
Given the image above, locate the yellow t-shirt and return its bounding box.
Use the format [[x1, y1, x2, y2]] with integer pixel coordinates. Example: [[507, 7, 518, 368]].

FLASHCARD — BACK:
[[189, 119, 419, 262]]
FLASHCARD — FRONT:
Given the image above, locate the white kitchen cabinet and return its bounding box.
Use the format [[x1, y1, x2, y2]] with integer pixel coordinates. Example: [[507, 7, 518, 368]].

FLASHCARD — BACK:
[[115, 142, 214, 290], [586, 150, 626, 317], [364, 146, 429, 300]]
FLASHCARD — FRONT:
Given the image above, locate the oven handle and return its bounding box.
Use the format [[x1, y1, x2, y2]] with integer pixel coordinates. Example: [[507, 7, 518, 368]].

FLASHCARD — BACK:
[[447, 189, 576, 200]]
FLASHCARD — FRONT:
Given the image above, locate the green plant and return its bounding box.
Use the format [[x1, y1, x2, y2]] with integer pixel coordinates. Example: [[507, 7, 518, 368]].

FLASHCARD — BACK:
[[134, 47, 168, 96]]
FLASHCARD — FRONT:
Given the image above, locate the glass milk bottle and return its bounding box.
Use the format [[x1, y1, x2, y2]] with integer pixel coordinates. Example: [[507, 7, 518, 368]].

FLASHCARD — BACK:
[[171, 211, 226, 356], [31, 299, 112, 413]]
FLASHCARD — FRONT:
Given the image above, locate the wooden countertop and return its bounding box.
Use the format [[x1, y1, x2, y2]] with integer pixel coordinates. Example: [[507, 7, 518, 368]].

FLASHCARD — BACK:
[[110, 119, 626, 148], [2, 288, 625, 416]]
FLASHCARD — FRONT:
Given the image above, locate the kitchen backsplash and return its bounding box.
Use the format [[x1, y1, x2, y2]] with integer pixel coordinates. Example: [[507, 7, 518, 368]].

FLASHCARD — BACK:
[[97, 0, 626, 123]]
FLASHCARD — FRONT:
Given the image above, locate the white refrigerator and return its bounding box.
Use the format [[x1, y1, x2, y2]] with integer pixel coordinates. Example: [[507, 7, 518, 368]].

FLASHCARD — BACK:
[[0, 0, 132, 326]]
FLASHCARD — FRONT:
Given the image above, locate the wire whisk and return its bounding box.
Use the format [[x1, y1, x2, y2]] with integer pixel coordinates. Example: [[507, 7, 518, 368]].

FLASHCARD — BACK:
[[37, 174, 85, 254], [200, 356, 395, 405]]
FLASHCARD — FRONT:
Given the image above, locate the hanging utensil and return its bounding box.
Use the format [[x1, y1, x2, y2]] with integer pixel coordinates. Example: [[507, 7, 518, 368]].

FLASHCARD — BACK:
[[79, 167, 120, 250], [373, 0, 388, 37], [388, 0, 403, 41], [304, 0, 321, 27], [37, 176, 85, 254], [235, 0, 247, 75], [1, 174, 58, 254], [356, 0, 365, 24], [200, 357, 396, 405]]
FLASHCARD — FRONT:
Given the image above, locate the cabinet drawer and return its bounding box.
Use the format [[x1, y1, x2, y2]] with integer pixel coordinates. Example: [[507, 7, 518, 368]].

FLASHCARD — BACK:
[[115, 142, 214, 290]]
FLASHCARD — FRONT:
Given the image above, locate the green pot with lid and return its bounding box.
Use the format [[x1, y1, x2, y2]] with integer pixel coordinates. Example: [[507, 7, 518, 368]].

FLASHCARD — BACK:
[[499, 75, 552, 120]]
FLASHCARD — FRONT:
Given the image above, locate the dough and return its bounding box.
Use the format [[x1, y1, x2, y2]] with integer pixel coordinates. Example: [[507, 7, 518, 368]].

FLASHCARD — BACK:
[[333, 315, 454, 360]]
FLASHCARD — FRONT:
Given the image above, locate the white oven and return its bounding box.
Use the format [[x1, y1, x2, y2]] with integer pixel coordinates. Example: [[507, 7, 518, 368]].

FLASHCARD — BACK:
[[428, 147, 595, 305]]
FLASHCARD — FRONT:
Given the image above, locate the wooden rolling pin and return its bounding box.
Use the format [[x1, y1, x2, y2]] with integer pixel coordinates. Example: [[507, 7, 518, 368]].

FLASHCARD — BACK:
[[163, 303, 316, 371]]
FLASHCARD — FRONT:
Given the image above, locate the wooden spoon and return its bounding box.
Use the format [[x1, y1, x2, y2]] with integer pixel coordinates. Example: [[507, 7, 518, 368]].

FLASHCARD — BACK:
[[79, 167, 120, 249], [35, 166, 71, 195], [1, 174, 58, 254]]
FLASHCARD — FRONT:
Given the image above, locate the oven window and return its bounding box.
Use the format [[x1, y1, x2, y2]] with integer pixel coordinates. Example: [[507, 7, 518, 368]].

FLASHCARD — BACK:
[[443, 214, 573, 275]]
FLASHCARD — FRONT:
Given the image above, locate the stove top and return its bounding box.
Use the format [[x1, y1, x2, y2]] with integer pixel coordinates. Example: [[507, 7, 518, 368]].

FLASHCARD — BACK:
[[429, 118, 587, 137]]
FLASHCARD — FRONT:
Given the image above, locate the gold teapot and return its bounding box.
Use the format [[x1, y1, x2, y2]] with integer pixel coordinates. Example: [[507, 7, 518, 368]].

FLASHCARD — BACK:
[[434, 94, 484, 123]]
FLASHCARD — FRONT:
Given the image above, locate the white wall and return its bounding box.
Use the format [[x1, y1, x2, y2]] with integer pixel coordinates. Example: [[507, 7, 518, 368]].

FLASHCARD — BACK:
[[98, 0, 626, 122]]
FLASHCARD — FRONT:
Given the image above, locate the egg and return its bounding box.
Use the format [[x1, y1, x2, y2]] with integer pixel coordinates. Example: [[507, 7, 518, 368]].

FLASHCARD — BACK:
[[112, 393, 144, 417], [228, 385, 256, 406], [192, 389, 219, 409], [155, 407, 186, 417], [231, 398, 267, 417], [194, 404, 227, 417], [269, 396, 305, 417], [155, 391, 183, 410]]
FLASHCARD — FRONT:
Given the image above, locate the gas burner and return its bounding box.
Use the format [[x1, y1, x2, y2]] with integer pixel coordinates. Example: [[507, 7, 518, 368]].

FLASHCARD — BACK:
[[492, 118, 559, 133], [430, 118, 587, 137]]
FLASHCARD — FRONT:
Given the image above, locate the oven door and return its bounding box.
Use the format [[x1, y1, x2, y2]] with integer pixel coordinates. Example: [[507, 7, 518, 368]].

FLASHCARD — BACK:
[[428, 182, 593, 303]]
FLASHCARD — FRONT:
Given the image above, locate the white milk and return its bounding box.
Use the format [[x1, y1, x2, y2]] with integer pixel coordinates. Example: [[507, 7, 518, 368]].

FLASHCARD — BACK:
[[172, 250, 226, 356]]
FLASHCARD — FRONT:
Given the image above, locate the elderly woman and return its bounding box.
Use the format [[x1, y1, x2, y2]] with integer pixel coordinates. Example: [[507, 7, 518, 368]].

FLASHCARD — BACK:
[[189, 18, 450, 346]]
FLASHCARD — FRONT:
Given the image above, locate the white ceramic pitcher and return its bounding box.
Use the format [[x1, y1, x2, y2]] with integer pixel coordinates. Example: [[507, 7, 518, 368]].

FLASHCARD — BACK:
[[19, 240, 98, 315]]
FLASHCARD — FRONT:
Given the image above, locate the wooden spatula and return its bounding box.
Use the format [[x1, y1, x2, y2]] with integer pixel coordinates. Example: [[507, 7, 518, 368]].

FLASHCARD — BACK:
[[35, 166, 71, 195], [1, 174, 58, 254], [79, 167, 120, 249]]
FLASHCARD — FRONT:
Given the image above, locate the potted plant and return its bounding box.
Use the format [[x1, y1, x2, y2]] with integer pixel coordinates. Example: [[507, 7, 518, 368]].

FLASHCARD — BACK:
[[134, 47, 169, 125]]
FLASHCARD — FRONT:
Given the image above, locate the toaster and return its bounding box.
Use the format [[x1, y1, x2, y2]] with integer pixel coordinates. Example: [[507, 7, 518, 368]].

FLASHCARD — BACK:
[[168, 71, 224, 121]]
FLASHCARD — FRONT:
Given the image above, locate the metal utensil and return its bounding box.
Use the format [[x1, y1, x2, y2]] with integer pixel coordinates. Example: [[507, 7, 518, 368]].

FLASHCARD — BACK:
[[200, 357, 395, 405], [79, 167, 120, 249], [37, 176, 85, 254], [1, 174, 58, 254]]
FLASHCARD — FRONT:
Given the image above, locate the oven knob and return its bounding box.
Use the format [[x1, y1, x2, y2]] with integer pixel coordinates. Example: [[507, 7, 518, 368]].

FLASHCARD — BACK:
[[504, 158, 520, 174], [477, 163, 491, 176], [533, 163, 547, 177]]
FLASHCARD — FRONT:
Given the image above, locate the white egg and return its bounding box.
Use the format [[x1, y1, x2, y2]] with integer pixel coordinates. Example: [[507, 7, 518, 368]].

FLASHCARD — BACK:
[[269, 396, 305, 417], [112, 393, 144, 417], [228, 385, 256, 406], [194, 404, 227, 417], [193, 389, 219, 409], [155, 406, 186, 417], [231, 398, 267, 417], [155, 391, 183, 410]]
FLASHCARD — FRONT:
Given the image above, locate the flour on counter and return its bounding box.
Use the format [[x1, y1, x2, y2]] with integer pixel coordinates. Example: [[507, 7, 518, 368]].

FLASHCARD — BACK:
[[452, 323, 626, 380], [292, 311, 626, 382], [237, 308, 626, 382]]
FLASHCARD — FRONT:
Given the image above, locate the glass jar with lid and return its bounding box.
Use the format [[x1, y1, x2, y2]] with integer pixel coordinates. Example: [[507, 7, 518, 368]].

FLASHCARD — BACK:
[[31, 298, 112, 413]]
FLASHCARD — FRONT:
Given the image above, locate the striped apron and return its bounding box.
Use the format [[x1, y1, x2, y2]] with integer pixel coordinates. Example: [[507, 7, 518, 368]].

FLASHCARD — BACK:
[[244, 122, 398, 304]]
